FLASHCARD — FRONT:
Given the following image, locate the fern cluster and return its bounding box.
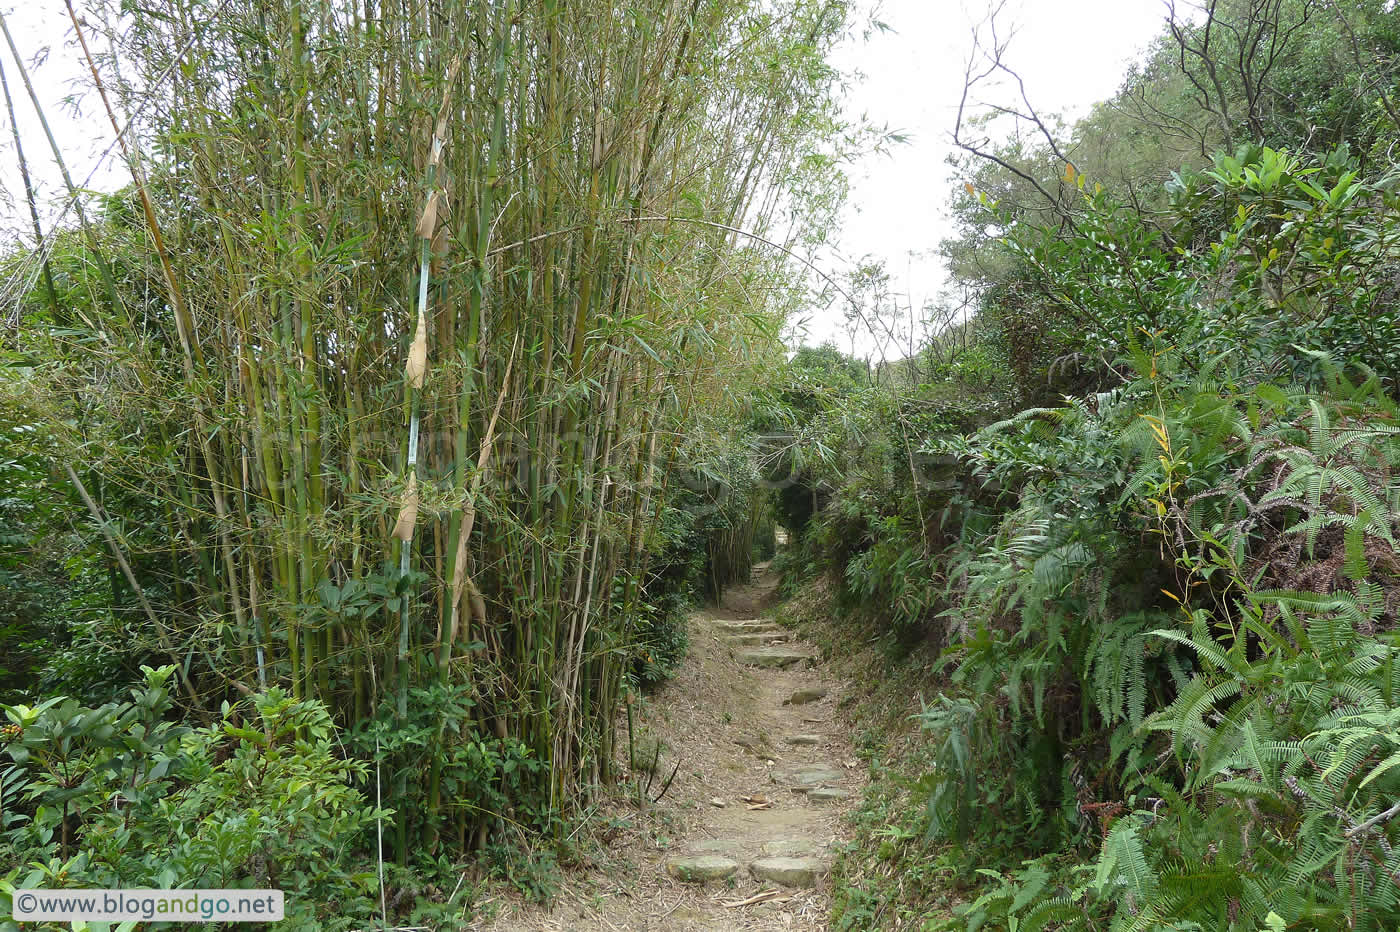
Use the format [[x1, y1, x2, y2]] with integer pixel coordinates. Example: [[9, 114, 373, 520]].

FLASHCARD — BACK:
[[804, 145, 1400, 930]]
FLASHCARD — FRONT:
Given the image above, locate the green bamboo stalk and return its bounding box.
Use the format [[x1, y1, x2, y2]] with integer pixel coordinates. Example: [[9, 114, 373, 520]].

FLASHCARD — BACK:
[[0, 54, 58, 320], [45, 0, 855, 857], [0, 9, 122, 317], [64, 2, 253, 679], [391, 53, 463, 861]]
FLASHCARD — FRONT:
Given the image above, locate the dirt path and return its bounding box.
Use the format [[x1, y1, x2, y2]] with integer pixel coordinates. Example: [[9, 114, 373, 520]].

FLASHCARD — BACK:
[[472, 563, 861, 930]]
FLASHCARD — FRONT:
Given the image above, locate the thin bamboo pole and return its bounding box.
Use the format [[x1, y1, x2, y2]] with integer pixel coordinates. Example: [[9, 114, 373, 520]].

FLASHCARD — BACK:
[[0, 54, 58, 320], [0, 10, 122, 316]]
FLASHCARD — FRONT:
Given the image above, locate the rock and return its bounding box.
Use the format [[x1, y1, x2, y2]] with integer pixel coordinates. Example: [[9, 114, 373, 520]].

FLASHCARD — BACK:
[[760, 838, 819, 858], [808, 787, 851, 804], [667, 855, 740, 883], [783, 686, 828, 705], [712, 619, 777, 632], [749, 856, 826, 887], [723, 632, 790, 647], [773, 763, 841, 787], [732, 735, 770, 755], [710, 797, 726, 808], [783, 734, 822, 746], [736, 647, 812, 669]]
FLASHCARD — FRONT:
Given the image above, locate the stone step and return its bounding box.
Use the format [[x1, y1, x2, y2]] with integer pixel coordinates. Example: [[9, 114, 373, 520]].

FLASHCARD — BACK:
[[712, 618, 783, 633], [773, 763, 841, 789], [735, 647, 812, 669], [783, 734, 822, 746], [722, 631, 790, 647], [666, 854, 740, 883], [782, 686, 828, 706], [808, 787, 851, 805], [749, 856, 827, 888], [732, 734, 773, 756]]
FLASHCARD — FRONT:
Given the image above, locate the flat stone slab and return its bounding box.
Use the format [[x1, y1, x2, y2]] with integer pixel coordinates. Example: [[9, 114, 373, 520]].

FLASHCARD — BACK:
[[783, 687, 828, 705], [760, 838, 819, 858], [773, 763, 841, 787], [723, 632, 790, 647], [808, 787, 851, 804], [712, 619, 779, 632], [732, 735, 771, 755], [749, 856, 827, 888], [667, 855, 740, 883], [783, 734, 822, 746], [736, 647, 812, 669]]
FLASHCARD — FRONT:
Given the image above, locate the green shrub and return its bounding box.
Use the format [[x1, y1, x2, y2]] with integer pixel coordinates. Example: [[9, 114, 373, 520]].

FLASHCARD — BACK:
[[800, 144, 1400, 928], [1, 668, 384, 930]]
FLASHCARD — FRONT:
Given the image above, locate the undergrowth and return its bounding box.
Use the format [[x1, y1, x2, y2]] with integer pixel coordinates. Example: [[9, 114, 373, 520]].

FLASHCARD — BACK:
[[772, 138, 1400, 930]]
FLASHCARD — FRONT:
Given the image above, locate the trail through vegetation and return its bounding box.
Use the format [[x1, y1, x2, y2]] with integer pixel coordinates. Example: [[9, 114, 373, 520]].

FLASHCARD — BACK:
[[473, 561, 862, 930], [7, 0, 1400, 928]]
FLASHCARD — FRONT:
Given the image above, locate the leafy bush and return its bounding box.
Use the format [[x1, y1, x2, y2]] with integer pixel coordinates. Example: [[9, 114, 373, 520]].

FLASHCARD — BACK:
[[798, 143, 1400, 929], [1, 668, 384, 930]]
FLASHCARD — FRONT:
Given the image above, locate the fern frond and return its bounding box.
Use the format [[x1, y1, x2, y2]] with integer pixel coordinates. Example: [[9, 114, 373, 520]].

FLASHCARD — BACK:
[[1097, 819, 1159, 899]]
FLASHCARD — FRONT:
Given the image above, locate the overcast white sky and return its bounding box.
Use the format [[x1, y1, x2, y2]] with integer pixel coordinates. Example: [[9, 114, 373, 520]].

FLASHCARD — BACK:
[[0, 0, 1169, 353], [0, 5, 121, 228], [804, 0, 1170, 355]]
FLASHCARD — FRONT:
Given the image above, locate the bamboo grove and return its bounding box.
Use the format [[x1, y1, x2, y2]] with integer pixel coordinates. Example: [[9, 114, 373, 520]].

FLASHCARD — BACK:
[[3, 0, 849, 857]]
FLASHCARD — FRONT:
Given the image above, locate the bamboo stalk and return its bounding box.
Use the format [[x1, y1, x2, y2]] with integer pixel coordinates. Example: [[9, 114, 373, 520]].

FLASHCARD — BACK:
[[0, 9, 123, 316], [0, 54, 58, 320], [64, 464, 201, 708], [30, 0, 853, 857]]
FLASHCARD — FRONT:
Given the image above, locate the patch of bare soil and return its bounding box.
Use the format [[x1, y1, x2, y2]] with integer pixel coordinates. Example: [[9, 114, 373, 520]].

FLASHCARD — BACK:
[[469, 563, 861, 931]]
